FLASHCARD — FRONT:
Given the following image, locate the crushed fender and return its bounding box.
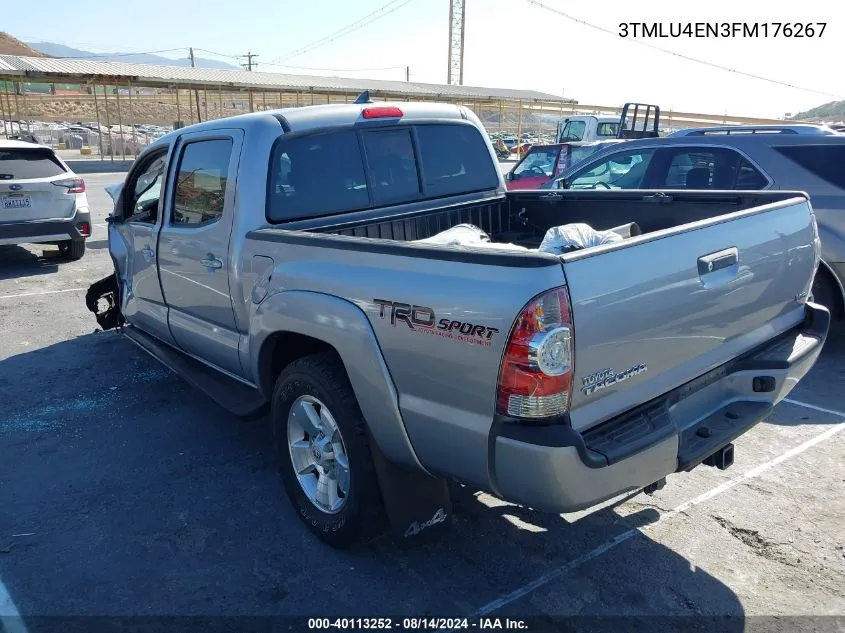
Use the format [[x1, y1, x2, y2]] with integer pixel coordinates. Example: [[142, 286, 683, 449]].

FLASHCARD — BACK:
[[86, 274, 123, 331]]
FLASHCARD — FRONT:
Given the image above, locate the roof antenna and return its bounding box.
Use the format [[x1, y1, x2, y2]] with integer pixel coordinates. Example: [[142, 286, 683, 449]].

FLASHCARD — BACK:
[[354, 90, 373, 104]]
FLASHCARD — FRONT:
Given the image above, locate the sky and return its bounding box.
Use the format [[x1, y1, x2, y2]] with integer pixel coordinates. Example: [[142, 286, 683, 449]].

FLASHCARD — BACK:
[[7, 0, 845, 119]]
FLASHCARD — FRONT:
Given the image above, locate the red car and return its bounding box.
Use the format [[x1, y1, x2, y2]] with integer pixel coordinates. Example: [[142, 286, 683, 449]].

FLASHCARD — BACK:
[[504, 140, 626, 190]]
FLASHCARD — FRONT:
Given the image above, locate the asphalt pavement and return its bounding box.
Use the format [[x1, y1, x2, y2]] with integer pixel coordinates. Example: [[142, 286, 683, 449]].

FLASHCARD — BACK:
[[0, 172, 843, 630]]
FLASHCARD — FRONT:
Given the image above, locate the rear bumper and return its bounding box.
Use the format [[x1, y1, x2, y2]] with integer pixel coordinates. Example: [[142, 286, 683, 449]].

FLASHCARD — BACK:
[[490, 302, 830, 514], [0, 208, 91, 247]]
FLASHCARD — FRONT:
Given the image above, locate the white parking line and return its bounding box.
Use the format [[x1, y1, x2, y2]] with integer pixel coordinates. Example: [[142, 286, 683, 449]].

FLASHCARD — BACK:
[[0, 288, 84, 300], [784, 397, 845, 419], [470, 400, 845, 619]]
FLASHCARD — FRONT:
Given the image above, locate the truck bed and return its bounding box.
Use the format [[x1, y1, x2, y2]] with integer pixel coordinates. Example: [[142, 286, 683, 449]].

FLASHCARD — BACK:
[[247, 189, 819, 460], [297, 190, 804, 250]]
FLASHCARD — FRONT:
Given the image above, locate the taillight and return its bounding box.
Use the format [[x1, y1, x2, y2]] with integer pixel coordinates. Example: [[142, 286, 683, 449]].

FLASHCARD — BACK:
[[362, 106, 403, 119], [53, 177, 86, 194], [77, 222, 91, 237], [496, 286, 574, 421]]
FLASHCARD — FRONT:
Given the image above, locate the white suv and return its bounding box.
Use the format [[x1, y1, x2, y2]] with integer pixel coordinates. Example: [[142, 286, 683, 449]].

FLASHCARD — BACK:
[[0, 139, 91, 260]]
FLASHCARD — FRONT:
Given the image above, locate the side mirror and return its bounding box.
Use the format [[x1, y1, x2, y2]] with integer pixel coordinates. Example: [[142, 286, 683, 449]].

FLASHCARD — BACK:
[[505, 171, 513, 181], [557, 178, 570, 190]]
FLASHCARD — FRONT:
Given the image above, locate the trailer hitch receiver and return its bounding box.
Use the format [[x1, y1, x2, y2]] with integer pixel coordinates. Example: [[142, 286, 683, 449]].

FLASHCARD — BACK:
[[703, 443, 735, 470]]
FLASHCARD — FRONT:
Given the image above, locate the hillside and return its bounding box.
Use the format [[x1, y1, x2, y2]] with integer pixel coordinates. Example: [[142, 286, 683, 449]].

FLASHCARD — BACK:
[[25, 41, 239, 70], [791, 100, 845, 122], [0, 32, 47, 57]]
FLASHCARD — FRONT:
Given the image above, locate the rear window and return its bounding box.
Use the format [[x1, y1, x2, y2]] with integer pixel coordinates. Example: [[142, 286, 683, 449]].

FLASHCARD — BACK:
[[414, 124, 499, 197], [267, 123, 499, 222], [269, 130, 370, 221], [0, 148, 66, 180], [596, 122, 619, 137], [773, 145, 845, 189]]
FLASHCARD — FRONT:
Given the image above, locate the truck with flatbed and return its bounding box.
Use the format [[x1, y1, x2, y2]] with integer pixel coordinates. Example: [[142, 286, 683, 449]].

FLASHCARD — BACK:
[[87, 99, 829, 548]]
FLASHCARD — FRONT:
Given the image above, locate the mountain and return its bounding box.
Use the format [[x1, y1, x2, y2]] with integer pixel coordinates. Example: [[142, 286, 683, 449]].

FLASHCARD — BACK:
[[791, 100, 845, 122], [24, 41, 240, 70], [0, 32, 48, 57]]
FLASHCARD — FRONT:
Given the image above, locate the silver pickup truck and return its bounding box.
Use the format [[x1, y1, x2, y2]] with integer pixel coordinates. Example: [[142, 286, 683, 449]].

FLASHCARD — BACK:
[[87, 100, 830, 548]]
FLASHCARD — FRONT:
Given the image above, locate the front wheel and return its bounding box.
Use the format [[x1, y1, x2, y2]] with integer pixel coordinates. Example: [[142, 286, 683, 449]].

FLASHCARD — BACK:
[[271, 353, 385, 548]]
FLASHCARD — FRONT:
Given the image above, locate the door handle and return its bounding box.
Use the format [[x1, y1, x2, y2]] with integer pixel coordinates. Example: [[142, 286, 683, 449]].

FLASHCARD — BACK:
[[141, 246, 155, 260], [200, 254, 223, 270]]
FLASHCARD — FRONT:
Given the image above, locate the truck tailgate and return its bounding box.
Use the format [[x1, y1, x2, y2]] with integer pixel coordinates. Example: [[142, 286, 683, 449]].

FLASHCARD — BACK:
[[562, 195, 819, 432]]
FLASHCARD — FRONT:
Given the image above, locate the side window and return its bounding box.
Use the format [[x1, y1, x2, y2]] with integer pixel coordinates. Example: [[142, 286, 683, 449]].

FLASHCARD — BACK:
[[569, 148, 656, 189], [172, 138, 233, 226], [773, 145, 845, 189], [362, 129, 420, 204], [513, 148, 560, 180], [125, 152, 166, 224], [267, 129, 369, 222], [559, 121, 585, 142], [656, 148, 768, 190]]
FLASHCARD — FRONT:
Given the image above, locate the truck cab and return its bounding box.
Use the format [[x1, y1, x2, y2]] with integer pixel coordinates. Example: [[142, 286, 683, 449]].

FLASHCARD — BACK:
[[556, 115, 620, 143], [557, 103, 661, 143]]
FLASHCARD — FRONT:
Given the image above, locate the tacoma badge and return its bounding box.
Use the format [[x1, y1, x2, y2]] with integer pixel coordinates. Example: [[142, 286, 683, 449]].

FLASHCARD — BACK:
[[581, 363, 648, 396]]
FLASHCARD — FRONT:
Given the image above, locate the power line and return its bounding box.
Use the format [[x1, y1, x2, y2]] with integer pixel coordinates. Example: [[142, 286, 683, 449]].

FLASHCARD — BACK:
[[193, 48, 242, 60], [270, 0, 414, 64], [526, 0, 845, 100]]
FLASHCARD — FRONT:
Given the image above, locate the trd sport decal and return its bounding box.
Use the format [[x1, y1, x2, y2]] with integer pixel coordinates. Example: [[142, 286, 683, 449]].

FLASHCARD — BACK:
[[373, 299, 499, 348]]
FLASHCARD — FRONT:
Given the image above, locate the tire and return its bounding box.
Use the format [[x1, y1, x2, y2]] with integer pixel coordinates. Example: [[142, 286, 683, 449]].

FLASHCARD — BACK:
[[58, 238, 85, 261], [271, 352, 384, 548], [811, 270, 841, 319]]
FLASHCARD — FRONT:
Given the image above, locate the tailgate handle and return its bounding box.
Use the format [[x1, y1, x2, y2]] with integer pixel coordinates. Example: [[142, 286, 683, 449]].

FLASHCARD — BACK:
[[698, 247, 738, 275]]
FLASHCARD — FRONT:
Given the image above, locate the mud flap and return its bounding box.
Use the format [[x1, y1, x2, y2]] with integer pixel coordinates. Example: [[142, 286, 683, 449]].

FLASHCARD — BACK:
[[85, 273, 123, 331], [367, 430, 452, 548]]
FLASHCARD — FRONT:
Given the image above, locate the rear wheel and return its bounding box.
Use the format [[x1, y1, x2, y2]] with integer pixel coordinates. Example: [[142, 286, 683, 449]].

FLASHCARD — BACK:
[[58, 238, 85, 261], [271, 353, 384, 548]]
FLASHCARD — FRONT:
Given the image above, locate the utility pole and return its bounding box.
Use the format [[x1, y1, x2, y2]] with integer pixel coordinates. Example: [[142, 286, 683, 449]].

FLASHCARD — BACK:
[[239, 52, 258, 113], [447, 0, 466, 85], [405, 66, 410, 82], [189, 47, 202, 122], [241, 52, 259, 71]]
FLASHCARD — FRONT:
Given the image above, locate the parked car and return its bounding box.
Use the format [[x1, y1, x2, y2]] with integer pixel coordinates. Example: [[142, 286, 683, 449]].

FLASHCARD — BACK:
[[669, 124, 842, 137], [88, 102, 828, 549], [546, 128, 845, 318], [0, 140, 90, 259], [505, 140, 627, 190]]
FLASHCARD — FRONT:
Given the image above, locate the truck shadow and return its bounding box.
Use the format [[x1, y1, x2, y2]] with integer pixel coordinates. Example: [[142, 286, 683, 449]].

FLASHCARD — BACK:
[[765, 322, 845, 426], [1, 331, 744, 624], [0, 245, 60, 280]]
